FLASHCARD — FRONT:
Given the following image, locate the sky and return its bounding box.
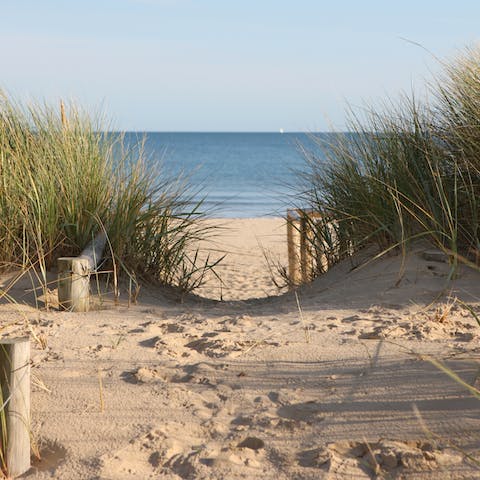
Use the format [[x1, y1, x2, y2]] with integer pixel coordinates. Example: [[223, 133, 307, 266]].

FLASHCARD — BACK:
[[1, 0, 479, 131]]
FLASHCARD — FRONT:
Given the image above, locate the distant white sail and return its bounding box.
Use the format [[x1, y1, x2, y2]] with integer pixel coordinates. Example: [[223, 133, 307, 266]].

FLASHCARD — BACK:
[[279, 128, 284, 134]]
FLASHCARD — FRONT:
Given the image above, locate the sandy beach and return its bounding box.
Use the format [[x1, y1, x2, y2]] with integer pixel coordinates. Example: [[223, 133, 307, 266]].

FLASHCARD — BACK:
[[195, 218, 288, 301], [1, 217, 480, 479]]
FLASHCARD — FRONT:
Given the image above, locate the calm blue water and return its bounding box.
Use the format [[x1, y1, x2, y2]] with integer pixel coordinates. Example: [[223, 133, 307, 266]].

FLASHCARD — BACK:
[[124, 132, 325, 218]]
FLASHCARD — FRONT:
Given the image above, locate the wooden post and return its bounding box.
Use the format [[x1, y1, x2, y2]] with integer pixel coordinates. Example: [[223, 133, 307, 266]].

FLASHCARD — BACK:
[[287, 209, 301, 287], [57, 257, 90, 312], [300, 215, 314, 283], [57, 232, 107, 312], [0, 338, 30, 478], [288, 209, 323, 286]]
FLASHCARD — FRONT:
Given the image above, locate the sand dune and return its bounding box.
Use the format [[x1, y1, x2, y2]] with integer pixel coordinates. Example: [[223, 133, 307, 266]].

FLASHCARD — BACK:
[[1, 218, 480, 478]]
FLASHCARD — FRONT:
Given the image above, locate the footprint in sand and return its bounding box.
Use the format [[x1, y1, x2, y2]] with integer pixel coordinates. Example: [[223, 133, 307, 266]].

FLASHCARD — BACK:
[[181, 361, 229, 386], [127, 327, 145, 334], [185, 337, 259, 358], [160, 322, 185, 334], [357, 315, 478, 342], [100, 425, 204, 479], [264, 391, 321, 430], [204, 442, 267, 471], [138, 336, 161, 348], [221, 314, 255, 327], [122, 365, 187, 384], [138, 335, 187, 358], [237, 437, 265, 450], [101, 422, 271, 479], [277, 401, 325, 423], [297, 446, 331, 468], [296, 440, 463, 478], [31, 439, 67, 474], [231, 415, 254, 426]]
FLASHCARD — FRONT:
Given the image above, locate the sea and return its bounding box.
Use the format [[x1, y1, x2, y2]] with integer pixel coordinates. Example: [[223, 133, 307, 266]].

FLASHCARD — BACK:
[[124, 132, 326, 218]]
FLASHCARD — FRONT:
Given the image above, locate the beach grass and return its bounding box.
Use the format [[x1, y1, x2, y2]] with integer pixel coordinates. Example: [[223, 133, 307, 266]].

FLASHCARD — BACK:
[[0, 94, 218, 295], [299, 46, 480, 277]]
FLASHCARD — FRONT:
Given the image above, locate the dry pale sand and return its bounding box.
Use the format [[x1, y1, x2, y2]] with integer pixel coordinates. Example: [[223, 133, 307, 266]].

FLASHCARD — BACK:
[[1, 218, 480, 479], [194, 218, 288, 301]]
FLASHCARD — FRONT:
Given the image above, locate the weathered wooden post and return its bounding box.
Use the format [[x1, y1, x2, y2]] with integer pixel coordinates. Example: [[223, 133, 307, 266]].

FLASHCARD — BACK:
[[299, 213, 315, 283], [287, 209, 301, 287], [0, 338, 30, 478], [287, 209, 323, 286], [57, 257, 91, 312], [57, 232, 107, 312]]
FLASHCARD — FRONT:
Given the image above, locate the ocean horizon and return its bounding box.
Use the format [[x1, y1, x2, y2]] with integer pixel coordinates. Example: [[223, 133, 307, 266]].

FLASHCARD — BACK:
[[124, 131, 327, 218]]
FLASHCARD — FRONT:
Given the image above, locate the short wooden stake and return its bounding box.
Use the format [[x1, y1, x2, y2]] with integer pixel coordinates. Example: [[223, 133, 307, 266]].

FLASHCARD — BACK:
[[57, 257, 91, 312], [0, 338, 30, 478]]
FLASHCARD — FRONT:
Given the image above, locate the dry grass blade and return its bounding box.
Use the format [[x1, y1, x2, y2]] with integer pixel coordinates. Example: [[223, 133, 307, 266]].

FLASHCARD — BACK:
[[295, 291, 310, 343], [413, 404, 480, 468], [457, 299, 480, 327], [421, 355, 480, 401]]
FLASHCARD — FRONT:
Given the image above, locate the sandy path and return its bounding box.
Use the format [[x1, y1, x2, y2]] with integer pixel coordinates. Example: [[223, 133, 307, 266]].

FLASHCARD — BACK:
[[1, 218, 480, 479], [195, 218, 288, 301]]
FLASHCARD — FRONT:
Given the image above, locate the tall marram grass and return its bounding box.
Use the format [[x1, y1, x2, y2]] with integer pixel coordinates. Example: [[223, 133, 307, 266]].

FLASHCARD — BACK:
[[0, 94, 218, 294], [294, 46, 480, 472], [300, 46, 480, 276]]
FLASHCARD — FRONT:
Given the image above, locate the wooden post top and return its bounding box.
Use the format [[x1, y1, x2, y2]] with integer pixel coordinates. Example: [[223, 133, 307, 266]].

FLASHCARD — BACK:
[[0, 337, 29, 345], [287, 208, 322, 220]]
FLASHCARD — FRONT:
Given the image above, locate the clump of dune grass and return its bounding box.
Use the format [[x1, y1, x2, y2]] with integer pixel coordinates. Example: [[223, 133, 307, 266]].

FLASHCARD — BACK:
[[0, 93, 219, 295], [298, 45, 480, 278], [433, 46, 480, 256]]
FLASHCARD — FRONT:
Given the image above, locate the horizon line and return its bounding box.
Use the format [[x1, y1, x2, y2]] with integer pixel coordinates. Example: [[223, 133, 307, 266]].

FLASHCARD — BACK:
[[107, 130, 346, 134]]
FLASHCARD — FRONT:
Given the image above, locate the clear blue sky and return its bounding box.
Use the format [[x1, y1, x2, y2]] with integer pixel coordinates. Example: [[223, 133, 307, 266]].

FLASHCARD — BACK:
[[1, 0, 479, 131]]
